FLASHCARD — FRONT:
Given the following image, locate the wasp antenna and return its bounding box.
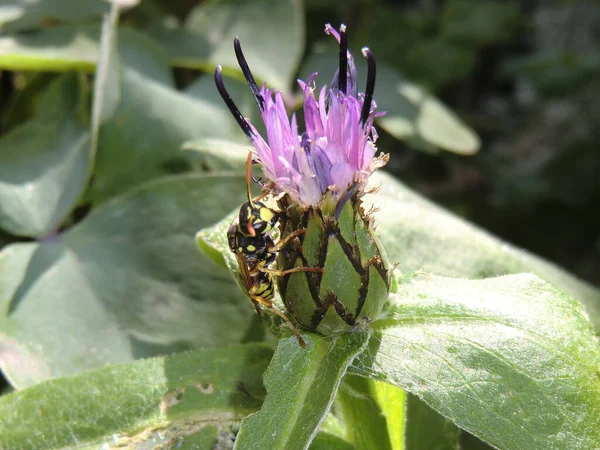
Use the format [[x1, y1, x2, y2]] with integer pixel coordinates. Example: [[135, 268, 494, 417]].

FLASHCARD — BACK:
[[338, 24, 348, 95], [245, 152, 256, 208], [215, 65, 255, 139], [234, 38, 265, 112], [360, 47, 376, 127]]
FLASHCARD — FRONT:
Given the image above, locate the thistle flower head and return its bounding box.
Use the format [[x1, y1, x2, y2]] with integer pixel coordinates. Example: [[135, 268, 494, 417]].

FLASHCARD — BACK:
[[215, 24, 387, 208]]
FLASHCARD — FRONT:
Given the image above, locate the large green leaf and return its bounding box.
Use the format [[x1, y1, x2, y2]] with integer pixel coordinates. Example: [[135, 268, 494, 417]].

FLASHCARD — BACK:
[[369, 170, 600, 331], [0, 344, 272, 449], [234, 332, 369, 450], [0, 173, 259, 389], [148, 0, 305, 93], [0, 25, 170, 82], [87, 37, 251, 203], [0, 72, 90, 237], [351, 274, 600, 450], [299, 50, 480, 154], [0, 0, 110, 33]]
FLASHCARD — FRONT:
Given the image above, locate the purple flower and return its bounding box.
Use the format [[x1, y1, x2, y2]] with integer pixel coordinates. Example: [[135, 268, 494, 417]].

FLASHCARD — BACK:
[[215, 24, 387, 207]]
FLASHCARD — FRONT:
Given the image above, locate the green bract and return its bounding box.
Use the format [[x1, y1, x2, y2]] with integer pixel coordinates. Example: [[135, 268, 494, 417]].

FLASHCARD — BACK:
[[277, 190, 392, 335]]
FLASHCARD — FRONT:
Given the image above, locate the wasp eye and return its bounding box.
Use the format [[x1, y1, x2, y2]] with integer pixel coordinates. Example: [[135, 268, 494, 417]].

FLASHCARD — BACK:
[[252, 218, 268, 234]]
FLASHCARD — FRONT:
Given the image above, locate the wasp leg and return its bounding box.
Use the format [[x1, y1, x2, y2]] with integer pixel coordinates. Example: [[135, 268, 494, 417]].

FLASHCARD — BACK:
[[260, 267, 323, 276], [269, 228, 306, 252], [254, 181, 276, 201], [248, 290, 306, 348]]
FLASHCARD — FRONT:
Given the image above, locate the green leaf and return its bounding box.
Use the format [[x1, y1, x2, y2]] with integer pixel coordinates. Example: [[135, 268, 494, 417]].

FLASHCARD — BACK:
[[87, 44, 252, 203], [0, 25, 170, 82], [299, 51, 479, 154], [351, 274, 600, 450], [0, 173, 258, 389], [369, 380, 406, 450], [196, 208, 239, 272], [369, 171, 600, 331], [0, 0, 111, 33], [310, 433, 356, 450], [234, 332, 369, 450], [0, 344, 272, 449], [0, 25, 99, 72], [148, 0, 305, 93], [336, 375, 398, 450], [90, 1, 121, 159], [0, 72, 91, 237], [183, 138, 251, 171], [404, 394, 460, 450], [0, 72, 56, 132]]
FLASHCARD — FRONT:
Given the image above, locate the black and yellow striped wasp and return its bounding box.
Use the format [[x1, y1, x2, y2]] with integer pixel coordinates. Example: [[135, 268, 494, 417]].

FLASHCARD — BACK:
[[227, 154, 321, 347]]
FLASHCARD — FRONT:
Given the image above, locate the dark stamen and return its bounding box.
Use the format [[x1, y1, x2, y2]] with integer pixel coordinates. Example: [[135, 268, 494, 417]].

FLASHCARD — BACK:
[[251, 175, 266, 187], [214, 65, 254, 138], [360, 47, 376, 128], [234, 37, 265, 112], [338, 24, 348, 95]]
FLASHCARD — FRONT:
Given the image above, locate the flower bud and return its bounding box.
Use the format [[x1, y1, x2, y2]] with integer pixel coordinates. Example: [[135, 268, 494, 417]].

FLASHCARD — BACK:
[[276, 190, 392, 335]]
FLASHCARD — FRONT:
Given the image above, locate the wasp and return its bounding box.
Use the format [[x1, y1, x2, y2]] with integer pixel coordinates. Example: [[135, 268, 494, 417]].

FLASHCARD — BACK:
[[227, 154, 321, 347]]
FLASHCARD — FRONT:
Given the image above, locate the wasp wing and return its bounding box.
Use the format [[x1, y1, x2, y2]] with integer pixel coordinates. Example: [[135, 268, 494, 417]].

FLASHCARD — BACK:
[[233, 252, 262, 316]]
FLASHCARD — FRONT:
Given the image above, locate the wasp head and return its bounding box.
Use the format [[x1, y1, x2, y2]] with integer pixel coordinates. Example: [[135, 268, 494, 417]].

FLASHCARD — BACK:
[[238, 201, 278, 237]]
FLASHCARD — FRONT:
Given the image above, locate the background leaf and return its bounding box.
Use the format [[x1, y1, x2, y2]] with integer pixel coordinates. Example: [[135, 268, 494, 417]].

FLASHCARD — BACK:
[[148, 0, 305, 93], [369, 170, 600, 331], [0, 25, 170, 78], [0, 173, 258, 388], [310, 433, 355, 450], [86, 40, 253, 203], [351, 274, 600, 450], [234, 332, 369, 450], [0, 72, 90, 237], [336, 375, 397, 450], [183, 138, 253, 171], [90, 1, 121, 157], [0, 0, 111, 33], [369, 380, 406, 450], [404, 394, 461, 450], [0, 344, 272, 449]]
